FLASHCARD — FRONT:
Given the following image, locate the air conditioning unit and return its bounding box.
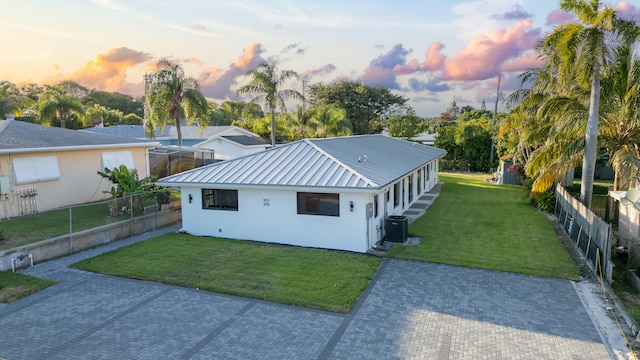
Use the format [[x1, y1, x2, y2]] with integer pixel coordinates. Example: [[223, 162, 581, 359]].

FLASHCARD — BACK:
[[0, 176, 10, 195]]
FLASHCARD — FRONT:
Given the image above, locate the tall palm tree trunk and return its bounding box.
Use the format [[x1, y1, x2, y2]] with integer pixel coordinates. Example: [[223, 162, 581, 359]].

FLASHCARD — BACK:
[[580, 62, 601, 208], [175, 112, 183, 147], [270, 106, 276, 146]]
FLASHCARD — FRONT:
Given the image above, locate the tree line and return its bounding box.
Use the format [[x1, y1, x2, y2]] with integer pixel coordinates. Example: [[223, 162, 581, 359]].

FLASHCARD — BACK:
[[502, 0, 640, 208], [0, 61, 413, 147]]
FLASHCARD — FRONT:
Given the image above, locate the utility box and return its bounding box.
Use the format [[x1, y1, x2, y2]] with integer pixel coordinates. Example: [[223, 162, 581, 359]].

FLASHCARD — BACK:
[[386, 215, 408, 243], [0, 176, 10, 195]]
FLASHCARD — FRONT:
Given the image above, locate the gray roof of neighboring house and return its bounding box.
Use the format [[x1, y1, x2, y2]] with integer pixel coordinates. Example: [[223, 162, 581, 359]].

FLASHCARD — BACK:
[[0, 120, 156, 154], [222, 135, 269, 146], [84, 125, 237, 140], [157, 135, 447, 190], [412, 132, 437, 143]]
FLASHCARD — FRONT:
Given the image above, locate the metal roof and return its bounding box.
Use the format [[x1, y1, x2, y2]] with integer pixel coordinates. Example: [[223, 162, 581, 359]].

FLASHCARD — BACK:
[[157, 135, 446, 190], [83, 125, 237, 140], [222, 135, 269, 146], [0, 120, 155, 153]]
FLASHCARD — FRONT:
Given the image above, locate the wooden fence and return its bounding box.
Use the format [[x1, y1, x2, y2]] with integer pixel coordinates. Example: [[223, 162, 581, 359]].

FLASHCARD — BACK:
[[555, 184, 614, 283]]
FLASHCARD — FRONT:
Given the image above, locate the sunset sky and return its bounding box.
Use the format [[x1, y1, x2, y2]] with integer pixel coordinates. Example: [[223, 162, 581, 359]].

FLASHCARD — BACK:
[[2, 0, 640, 117]]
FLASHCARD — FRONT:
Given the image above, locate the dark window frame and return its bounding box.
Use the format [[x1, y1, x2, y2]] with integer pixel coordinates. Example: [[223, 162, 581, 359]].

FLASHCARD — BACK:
[[297, 192, 340, 217], [202, 189, 238, 211], [374, 194, 379, 218], [393, 182, 400, 207]]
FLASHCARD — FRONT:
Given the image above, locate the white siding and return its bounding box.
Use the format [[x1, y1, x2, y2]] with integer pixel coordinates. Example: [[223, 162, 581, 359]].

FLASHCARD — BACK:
[[196, 138, 269, 160]]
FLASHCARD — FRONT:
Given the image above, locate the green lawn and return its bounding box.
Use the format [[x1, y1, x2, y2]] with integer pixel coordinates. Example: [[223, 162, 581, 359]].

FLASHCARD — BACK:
[[0, 271, 56, 303], [72, 233, 382, 313], [388, 172, 580, 280]]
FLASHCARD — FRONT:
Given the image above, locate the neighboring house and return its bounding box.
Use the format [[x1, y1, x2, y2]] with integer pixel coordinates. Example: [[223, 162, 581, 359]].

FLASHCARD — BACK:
[[0, 120, 157, 218], [610, 189, 640, 268], [193, 127, 270, 160], [411, 131, 437, 146], [610, 189, 640, 246], [157, 135, 446, 253], [84, 125, 266, 149], [495, 154, 522, 185]]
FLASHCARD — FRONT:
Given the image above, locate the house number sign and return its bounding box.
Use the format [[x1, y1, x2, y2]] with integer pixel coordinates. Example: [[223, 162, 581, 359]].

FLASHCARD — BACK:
[[263, 198, 270, 206]]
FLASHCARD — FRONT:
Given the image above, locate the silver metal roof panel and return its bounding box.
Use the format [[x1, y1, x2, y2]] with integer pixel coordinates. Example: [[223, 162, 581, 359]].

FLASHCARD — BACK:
[[157, 135, 446, 190]]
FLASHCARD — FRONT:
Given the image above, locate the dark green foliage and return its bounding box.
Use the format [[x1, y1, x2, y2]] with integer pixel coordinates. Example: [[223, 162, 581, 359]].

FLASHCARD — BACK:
[[386, 113, 423, 138], [84, 90, 144, 117], [532, 190, 556, 213], [435, 119, 494, 171], [308, 81, 409, 134]]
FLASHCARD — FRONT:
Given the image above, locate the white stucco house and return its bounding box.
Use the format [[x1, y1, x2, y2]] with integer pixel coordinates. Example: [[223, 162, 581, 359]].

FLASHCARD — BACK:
[[85, 125, 269, 160], [610, 189, 640, 245], [157, 135, 446, 253], [193, 126, 270, 160]]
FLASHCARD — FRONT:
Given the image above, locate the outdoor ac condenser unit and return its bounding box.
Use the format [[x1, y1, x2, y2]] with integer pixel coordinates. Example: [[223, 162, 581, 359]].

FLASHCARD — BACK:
[[0, 176, 10, 195]]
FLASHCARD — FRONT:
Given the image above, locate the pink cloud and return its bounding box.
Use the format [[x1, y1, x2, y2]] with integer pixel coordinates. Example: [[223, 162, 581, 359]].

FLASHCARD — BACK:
[[304, 64, 336, 80], [616, 1, 640, 22], [546, 9, 574, 25], [441, 20, 540, 81], [43, 47, 151, 93], [198, 42, 266, 99], [500, 52, 543, 73], [393, 42, 446, 74], [423, 42, 446, 70]]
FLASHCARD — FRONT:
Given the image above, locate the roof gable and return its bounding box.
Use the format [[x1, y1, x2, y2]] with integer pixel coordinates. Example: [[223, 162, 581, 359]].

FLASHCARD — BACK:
[[158, 135, 446, 190], [0, 120, 154, 153], [84, 125, 258, 141]]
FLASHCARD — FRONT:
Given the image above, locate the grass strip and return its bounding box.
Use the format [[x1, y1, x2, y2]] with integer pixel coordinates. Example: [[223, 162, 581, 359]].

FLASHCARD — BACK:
[[72, 233, 382, 313], [388, 172, 580, 280], [0, 271, 56, 303]]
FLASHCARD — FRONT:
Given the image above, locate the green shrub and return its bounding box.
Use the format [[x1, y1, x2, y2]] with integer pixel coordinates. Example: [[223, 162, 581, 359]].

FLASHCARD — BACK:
[[532, 191, 556, 213]]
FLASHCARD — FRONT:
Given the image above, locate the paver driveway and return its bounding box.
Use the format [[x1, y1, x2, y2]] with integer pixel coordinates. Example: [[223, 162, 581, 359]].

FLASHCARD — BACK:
[[0, 227, 613, 359]]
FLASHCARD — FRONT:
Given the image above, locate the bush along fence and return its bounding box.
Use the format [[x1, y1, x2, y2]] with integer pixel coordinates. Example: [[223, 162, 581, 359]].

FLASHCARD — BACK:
[[0, 189, 181, 271], [555, 183, 613, 283]]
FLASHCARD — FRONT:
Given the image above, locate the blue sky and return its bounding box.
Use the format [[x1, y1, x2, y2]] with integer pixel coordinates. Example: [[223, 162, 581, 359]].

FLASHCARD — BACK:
[[2, 0, 639, 117]]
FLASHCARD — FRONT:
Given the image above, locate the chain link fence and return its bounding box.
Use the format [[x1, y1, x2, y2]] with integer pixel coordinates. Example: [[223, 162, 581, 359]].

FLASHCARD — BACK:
[[0, 189, 181, 270]]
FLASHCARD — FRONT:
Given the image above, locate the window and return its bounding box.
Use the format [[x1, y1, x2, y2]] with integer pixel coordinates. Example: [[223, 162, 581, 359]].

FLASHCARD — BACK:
[[102, 151, 135, 171], [297, 192, 339, 216], [202, 189, 238, 210], [393, 183, 400, 207], [408, 175, 414, 203], [12, 156, 61, 185], [417, 170, 422, 194], [426, 164, 431, 181], [374, 194, 379, 218]]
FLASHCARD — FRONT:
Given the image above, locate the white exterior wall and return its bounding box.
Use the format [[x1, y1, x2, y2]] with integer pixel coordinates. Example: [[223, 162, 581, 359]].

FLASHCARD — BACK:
[[197, 138, 268, 160], [0, 147, 149, 218], [618, 204, 640, 243], [180, 186, 371, 253]]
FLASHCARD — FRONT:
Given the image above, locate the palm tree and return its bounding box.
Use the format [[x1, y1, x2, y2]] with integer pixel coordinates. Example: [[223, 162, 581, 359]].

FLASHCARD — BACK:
[[309, 105, 351, 138], [238, 62, 302, 146], [538, 0, 639, 207], [144, 58, 208, 147], [600, 45, 640, 190], [38, 86, 85, 128], [0, 81, 33, 118]]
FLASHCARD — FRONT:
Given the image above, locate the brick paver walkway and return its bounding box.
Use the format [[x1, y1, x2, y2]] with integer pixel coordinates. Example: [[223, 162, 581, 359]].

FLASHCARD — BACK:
[[0, 225, 614, 359]]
